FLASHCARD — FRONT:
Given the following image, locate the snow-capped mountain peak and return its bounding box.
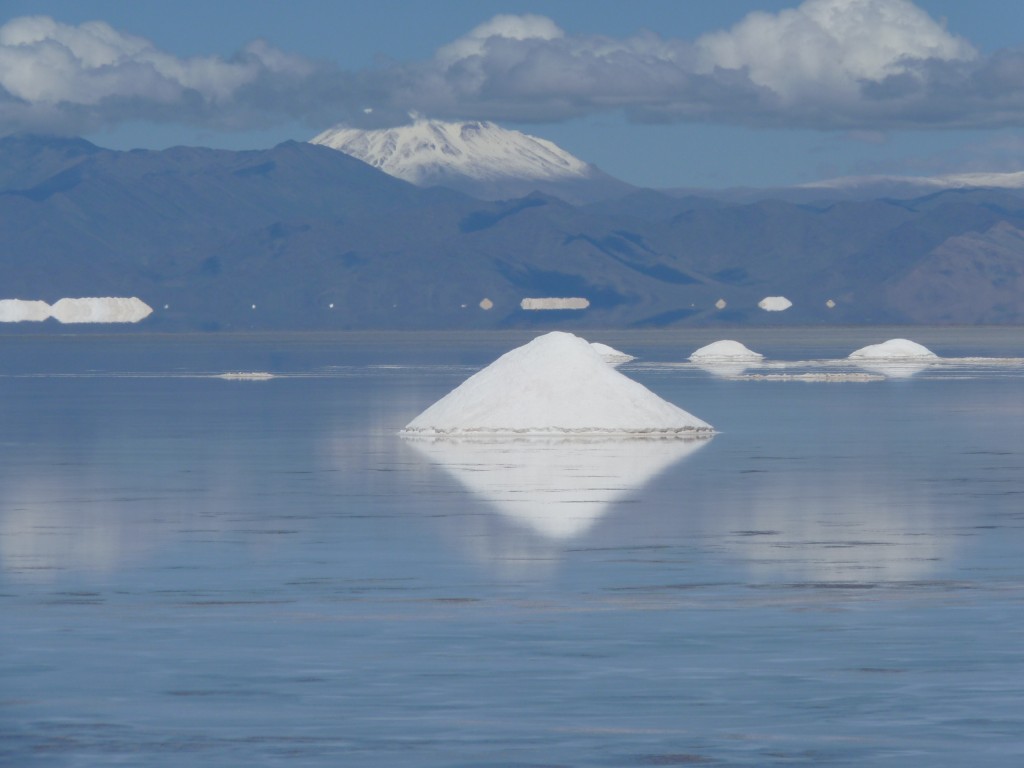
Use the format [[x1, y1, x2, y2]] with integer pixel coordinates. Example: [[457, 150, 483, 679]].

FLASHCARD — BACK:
[[311, 117, 593, 186]]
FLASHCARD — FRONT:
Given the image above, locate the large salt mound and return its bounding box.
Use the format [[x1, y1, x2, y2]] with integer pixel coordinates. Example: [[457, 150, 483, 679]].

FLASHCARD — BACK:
[[848, 338, 938, 360], [689, 340, 764, 362], [403, 332, 713, 437]]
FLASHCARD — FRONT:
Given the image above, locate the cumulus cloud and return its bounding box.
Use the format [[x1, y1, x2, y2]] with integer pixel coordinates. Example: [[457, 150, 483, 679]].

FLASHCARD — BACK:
[[0, 15, 349, 135], [3, 0, 1024, 137], [694, 0, 976, 102], [385, 0, 986, 128], [435, 14, 565, 65]]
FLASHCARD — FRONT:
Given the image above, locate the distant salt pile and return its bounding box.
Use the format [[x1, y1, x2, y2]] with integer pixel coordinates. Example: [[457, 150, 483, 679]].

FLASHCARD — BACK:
[[590, 342, 635, 365], [758, 296, 792, 312], [0, 297, 153, 324], [50, 297, 153, 324], [0, 299, 50, 322], [848, 339, 939, 360], [215, 372, 275, 381], [520, 297, 590, 310], [402, 331, 713, 438], [689, 340, 764, 362]]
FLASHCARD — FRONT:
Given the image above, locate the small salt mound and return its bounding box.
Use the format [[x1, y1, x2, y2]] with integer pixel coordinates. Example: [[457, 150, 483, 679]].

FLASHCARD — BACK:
[[403, 331, 713, 437], [689, 340, 764, 362], [848, 338, 938, 360], [590, 342, 635, 365], [758, 296, 792, 312], [50, 297, 153, 324]]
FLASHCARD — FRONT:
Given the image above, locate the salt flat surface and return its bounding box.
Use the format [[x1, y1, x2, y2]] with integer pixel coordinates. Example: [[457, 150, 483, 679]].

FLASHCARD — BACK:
[[403, 332, 712, 437], [2, 329, 1024, 768]]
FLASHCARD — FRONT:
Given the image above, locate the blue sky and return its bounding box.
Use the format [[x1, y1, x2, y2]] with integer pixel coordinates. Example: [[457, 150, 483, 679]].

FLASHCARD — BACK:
[[3, 0, 1024, 189]]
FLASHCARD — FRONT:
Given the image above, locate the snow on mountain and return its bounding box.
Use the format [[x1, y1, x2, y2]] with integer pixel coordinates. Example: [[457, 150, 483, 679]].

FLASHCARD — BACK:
[[310, 117, 632, 203]]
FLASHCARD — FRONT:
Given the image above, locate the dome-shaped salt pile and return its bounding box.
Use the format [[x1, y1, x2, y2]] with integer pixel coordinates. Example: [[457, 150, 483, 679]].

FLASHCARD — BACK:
[[689, 340, 764, 362], [848, 339, 938, 360], [758, 296, 792, 312], [590, 342, 635, 365], [402, 332, 713, 438]]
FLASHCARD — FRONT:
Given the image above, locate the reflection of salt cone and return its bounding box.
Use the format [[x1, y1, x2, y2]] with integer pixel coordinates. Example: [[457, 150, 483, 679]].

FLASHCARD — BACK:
[[693, 361, 752, 378], [854, 360, 932, 378], [405, 437, 708, 541]]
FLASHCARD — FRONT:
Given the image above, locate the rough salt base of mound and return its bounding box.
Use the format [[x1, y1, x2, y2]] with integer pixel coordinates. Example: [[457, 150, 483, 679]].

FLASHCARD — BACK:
[[402, 331, 713, 438], [689, 340, 764, 362], [589, 342, 635, 365], [848, 338, 939, 360]]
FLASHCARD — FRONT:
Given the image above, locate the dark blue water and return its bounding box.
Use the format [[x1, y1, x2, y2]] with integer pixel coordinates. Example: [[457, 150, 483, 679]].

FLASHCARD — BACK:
[[2, 328, 1023, 767]]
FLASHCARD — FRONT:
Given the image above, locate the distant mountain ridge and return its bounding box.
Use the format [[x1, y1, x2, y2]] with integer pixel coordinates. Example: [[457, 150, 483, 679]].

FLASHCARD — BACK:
[[659, 171, 1024, 206], [802, 170, 1024, 192], [2, 134, 1023, 330], [310, 118, 634, 204]]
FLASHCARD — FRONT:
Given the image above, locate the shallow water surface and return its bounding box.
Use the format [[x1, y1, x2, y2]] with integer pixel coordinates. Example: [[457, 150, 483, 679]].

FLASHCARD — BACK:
[[2, 328, 1023, 766]]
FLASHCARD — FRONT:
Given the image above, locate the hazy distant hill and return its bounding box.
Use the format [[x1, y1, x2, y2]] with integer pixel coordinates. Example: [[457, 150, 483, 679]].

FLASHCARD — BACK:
[[1, 135, 1023, 331]]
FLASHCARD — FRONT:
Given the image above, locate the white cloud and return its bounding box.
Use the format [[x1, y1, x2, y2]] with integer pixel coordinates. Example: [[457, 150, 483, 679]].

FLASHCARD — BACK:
[[0, 15, 321, 134], [436, 14, 565, 66], [380, 1, 993, 129], [2, 1, 1023, 138], [3, 16, 317, 105], [694, 0, 976, 103]]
